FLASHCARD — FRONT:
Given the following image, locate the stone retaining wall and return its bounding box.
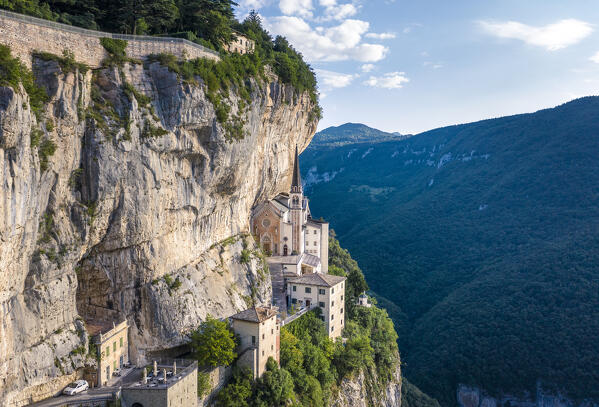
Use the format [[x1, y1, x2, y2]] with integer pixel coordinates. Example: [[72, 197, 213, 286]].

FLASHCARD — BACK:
[[0, 9, 219, 68]]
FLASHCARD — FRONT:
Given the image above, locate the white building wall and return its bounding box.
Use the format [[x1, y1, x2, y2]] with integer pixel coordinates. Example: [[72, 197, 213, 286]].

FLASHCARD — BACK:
[[287, 281, 345, 339]]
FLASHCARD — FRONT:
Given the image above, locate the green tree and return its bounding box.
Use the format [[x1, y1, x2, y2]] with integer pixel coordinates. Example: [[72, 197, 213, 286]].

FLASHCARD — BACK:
[[216, 367, 253, 407], [253, 358, 296, 407], [189, 315, 237, 367]]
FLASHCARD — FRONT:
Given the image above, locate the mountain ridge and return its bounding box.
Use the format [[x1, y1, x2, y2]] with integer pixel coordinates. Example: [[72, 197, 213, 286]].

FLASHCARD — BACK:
[[302, 96, 599, 405]]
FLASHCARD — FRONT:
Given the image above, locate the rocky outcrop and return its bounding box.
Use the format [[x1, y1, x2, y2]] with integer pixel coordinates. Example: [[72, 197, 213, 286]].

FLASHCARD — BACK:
[[0, 55, 317, 405], [333, 362, 402, 407], [457, 385, 599, 407]]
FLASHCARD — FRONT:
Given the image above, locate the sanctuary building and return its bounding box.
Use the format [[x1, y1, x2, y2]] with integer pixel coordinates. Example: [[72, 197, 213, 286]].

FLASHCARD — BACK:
[[251, 147, 329, 275]]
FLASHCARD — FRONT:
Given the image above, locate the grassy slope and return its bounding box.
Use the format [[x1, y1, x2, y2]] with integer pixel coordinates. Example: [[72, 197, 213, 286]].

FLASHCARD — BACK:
[[301, 97, 599, 405]]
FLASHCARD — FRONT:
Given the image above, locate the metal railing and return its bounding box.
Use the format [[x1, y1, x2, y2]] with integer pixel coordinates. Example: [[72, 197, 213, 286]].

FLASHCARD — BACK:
[[281, 304, 317, 326], [0, 9, 219, 57]]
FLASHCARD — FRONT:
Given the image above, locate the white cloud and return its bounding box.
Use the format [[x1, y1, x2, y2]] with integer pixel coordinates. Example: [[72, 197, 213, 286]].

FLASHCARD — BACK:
[[315, 69, 357, 89], [265, 16, 388, 62], [590, 51, 599, 63], [280, 0, 313, 18], [238, 0, 270, 9], [365, 32, 396, 40], [361, 64, 375, 72], [478, 19, 593, 51], [363, 72, 409, 89]]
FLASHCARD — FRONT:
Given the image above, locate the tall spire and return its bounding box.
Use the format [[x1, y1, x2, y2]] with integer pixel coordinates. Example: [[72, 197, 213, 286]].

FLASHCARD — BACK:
[[291, 145, 302, 193]]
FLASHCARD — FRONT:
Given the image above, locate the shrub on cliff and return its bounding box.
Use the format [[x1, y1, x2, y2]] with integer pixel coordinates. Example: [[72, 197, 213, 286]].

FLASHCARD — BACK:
[[0, 44, 48, 117], [189, 315, 237, 367]]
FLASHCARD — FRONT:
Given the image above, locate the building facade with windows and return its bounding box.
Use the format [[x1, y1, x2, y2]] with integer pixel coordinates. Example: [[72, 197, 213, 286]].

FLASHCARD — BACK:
[[88, 319, 129, 387], [226, 32, 255, 54], [251, 147, 329, 274], [230, 307, 280, 378], [286, 274, 346, 339]]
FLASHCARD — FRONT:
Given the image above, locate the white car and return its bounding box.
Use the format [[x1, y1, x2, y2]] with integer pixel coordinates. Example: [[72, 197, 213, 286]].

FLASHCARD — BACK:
[[62, 380, 89, 396]]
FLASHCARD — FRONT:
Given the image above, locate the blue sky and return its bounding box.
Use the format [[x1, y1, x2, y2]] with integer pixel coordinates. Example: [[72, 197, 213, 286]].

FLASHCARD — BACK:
[[236, 0, 599, 134]]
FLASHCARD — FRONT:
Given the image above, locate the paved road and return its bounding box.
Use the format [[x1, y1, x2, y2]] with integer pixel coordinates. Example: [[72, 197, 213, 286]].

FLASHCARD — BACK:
[[28, 368, 141, 407], [28, 388, 114, 407], [268, 261, 288, 313]]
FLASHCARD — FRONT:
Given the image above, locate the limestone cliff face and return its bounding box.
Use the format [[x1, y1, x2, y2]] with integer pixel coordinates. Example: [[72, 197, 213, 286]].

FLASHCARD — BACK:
[[332, 360, 402, 407], [0, 57, 317, 405]]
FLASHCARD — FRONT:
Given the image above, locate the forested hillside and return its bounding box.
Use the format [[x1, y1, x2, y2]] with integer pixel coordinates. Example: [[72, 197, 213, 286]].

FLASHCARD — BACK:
[[302, 97, 599, 405]]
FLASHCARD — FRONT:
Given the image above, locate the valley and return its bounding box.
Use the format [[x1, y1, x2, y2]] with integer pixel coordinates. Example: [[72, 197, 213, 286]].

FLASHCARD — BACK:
[[302, 106, 599, 405]]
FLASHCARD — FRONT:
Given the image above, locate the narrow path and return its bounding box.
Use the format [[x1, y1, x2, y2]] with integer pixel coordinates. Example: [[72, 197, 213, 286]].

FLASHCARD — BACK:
[[268, 261, 287, 312]]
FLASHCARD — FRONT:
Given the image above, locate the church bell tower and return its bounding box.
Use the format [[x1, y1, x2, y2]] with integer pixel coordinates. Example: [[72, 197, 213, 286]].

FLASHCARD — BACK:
[[290, 146, 304, 254]]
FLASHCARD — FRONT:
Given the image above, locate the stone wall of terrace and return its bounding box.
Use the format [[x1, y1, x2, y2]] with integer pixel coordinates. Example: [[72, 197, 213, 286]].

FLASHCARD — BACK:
[[0, 9, 219, 68]]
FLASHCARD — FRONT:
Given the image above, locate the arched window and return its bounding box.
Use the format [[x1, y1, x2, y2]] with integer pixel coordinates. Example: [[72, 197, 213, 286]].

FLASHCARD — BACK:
[[283, 245, 288, 256]]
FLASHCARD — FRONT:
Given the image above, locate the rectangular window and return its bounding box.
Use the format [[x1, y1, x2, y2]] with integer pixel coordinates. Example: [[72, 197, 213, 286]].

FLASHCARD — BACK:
[[262, 334, 265, 340], [332, 288, 335, 294], [319, 302, 325, 308], [341, 308, 344, 314], [305, 287, 311, 293], [271, 329, 274, 335], [332, 301, 334, 307], [262, 351, 265, 356], [120, 337, 123, 348], [113, 342, 116, 352], [331, 326, 334, 332], [314, 241, 317, 246], [341, 295, 344, 300], [292, 286, 297, 292], [114, 361, 117, 370], [319, 289, 325, 295], [331, 314, 334, 320], [292, 298, 297, 304], [252, 336, 256, 344], [106, 347, 110, 357], [341, 319, 344, 325], [271, 345, 274, 351]]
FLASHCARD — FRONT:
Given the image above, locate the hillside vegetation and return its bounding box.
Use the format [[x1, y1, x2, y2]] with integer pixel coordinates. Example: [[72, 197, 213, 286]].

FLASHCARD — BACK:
[[216, 237, 401, 407], [0, 1, 320, 115], [301, 98, 599, 405]]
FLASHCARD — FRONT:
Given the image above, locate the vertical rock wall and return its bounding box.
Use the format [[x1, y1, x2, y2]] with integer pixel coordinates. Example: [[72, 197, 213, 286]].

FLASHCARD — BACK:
[[0, 57, 317, 405]]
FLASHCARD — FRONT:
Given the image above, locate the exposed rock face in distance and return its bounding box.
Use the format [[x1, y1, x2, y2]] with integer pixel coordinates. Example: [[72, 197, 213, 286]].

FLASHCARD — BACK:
[[332, 361, 402, 407], [0, 58, 317, 405], [457, 384, 599, 407]]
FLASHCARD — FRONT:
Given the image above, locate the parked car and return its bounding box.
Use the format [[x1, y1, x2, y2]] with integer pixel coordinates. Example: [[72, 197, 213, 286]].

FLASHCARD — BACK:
[[62, 380, 89, 396]]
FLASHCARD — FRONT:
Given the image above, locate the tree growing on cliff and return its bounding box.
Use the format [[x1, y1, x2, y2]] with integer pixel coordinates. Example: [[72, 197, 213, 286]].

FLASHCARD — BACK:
[[189, 315, 237, 367]]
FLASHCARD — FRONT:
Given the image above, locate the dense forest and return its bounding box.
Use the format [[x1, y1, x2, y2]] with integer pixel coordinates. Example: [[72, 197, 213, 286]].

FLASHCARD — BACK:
[[0, 0, 320, 113], [302, 98, 599, 405]]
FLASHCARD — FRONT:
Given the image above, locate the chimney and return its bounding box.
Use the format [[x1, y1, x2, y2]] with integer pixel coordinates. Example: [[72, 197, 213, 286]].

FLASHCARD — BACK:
[[153, 361, 157, 377], [173, 361, 177, 375]]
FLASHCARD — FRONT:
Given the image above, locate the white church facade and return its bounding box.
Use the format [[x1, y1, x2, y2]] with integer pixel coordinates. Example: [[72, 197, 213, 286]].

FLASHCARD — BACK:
[[251, 147, 329, 275]]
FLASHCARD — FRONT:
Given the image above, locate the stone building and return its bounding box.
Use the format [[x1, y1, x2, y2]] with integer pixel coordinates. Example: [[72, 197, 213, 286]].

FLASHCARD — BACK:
[[357, 292, 372, 308], [88, 319, 129, 387], [251, 147, 329, 274], [120, 359, 198, 407], [230, 307, 280, 378], [286, 274, 346, 339], [226, 32, 255, 54]]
